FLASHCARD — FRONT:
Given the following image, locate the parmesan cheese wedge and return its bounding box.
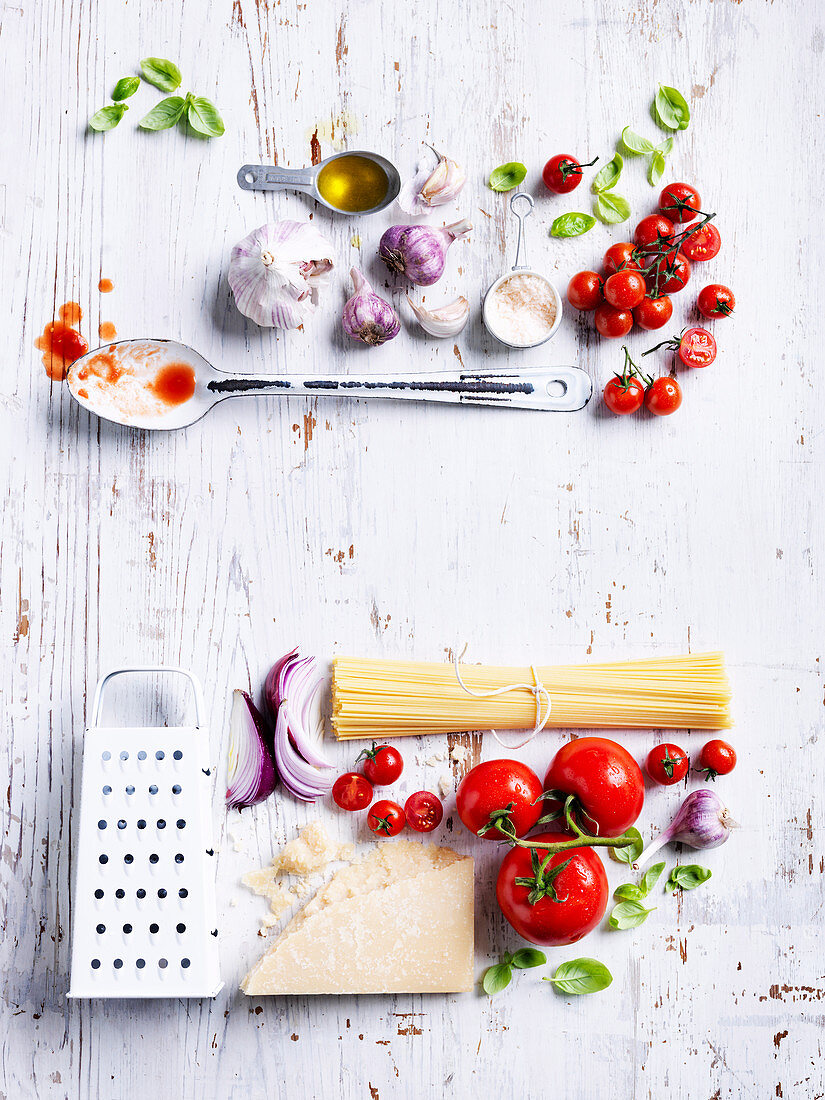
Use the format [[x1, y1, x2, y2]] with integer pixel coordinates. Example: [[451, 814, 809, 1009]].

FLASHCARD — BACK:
[[241, 841, 474, 995]]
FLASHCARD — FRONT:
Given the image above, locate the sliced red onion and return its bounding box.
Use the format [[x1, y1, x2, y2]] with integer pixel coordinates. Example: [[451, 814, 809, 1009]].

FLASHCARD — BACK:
[[264, 649, 335, 802], [226, 689, 278, 809]]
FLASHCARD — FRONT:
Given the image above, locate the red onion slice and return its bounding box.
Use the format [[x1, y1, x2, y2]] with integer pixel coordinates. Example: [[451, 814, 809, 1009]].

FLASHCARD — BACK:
[[226, 689, 278, 809], [264, 649, 335, 801]]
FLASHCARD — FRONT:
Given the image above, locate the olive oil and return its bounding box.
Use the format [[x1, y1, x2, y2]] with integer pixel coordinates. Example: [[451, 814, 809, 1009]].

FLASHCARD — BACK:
[[317, 155, 390, 213]]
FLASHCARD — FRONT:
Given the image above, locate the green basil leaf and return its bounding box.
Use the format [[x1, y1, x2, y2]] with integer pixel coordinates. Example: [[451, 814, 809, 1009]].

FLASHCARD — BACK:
[[488, 161, 527, 192], [666, 864, 712, 892], [89, 104, 129, 132], [593, 191, 631, 225], [482, 962, 512, 994], [655, 136, 674, 156], [619, 127, 654, 156], [511, 948, 547, 970], [138, 96, 187, 131], [140, 56, 183, 92], [641, 861, 666, 895], [112, 76, 140, 102], [591, 152, 623, 193], [614, 882, 645, 902], [609, 899, 655, 930], [550, 212, 596, 238], [546, 957, 613, 995], [647, 151, 666, 186], [609, 826, 643, 864], [654, 84, 690, 131], [187, 96, 225, 137]]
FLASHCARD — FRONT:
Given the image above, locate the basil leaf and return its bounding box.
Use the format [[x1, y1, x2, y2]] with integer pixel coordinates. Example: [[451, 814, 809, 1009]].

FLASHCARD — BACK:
[[614, 882, 645, 902], [641, 861, 666, 895], [89, 104, 129, 132], [187, 96, 225, 137], [656, 136, 674, 156], [609, 900, 655, 930], [112, 76, 140, 102], [654, 84, 690, 131], [511, 948, 546, 970], [648, 151, 666, 186], [139, 96, 187, 131], [482, 962, 512, 994], [609, 826, 643, 864], [665, 864, 712, 892], [546, 958, 612, 995], [550, 212, 596, 238], [140, 56, 183, 92], [593, 191, 631, 225], [619, 127, 654, 156], [591, 152, 623, 193], [488, 161, 527, 192]]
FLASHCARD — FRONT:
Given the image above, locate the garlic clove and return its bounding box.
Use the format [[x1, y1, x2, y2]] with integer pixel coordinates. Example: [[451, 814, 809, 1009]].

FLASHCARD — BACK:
[[343, 267, 401, 347], [407, 294, 470, 338], [397, 145, 466, 214]]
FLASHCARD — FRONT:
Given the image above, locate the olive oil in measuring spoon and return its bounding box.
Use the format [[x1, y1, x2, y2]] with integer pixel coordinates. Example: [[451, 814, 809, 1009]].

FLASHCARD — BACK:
[[316, 155, 390, 213]]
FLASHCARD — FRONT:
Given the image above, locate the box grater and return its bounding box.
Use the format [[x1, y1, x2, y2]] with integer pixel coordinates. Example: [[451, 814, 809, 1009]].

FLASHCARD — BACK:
[[68, 667, 222, 998]]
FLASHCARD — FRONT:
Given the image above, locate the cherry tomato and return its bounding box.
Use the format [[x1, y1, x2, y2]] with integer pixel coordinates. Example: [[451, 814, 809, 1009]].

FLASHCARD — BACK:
[[604, 374, 645, 415], [496, 832, 608, 946], [543, 737, 644, 837], [603, 242, 641, 274], [678, 327, 717, 368], [332, 771, 374, 811], [697, 283, 735, 319], [681, 222, 721, 262], [633, 294, 673, 331], [646, 251, 691, 295], [645, 743, 689, 786], [696, 739, 737, 781], [367, 799, 406, 836], [404, 791, 444, 833], [567, 270, 604, 311], [357, 742, 403, 785], [644, 376, 682, 416], [604, 269, 646, 310], [659, 182, 702, 223], [542, 153, 597, 194], [634, 214, 675, 251], [594, 302, 633, 339], [456, 759, 542, 841]]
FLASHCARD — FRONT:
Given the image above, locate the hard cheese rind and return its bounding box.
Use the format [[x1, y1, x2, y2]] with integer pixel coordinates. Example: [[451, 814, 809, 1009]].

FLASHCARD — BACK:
[[241, 842, 474, 995]]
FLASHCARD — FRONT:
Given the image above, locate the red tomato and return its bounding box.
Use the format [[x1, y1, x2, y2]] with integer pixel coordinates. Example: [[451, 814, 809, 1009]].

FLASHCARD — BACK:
[[594, 302, 633, 338], [633, 294, 673, 331], [567, 270, 604, 311], [496, 832, 608, 946], [681, 222, 721, 261], [332, 771, 373, 811], [646, 251, 691, 295], [367, 799, 406, 836], [659, 182, 702, 223], [634, 214, 675, 251], [645, 743, 689, 786], [645, 376, 682, 416], [542, 153, 597, 194], [456, 759, 542, 841], [603, 374, 645, 415], [603, 242, 641, 274], [543, 737, 644, 837], [604, 269, 646, 310], [404, 791, 444, 832], [697, 283, 735, 319], [357, 742, 403, 785], [678, 327, 717, 368], [696, 739, 737, 780]]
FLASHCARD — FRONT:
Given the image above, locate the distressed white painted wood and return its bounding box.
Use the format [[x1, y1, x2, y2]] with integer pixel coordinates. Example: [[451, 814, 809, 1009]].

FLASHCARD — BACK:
[[2, 0, 823, 1096]]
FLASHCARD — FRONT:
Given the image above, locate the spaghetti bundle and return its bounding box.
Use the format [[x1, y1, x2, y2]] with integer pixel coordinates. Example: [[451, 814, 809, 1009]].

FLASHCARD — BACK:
[[331, 652, 731, 740]]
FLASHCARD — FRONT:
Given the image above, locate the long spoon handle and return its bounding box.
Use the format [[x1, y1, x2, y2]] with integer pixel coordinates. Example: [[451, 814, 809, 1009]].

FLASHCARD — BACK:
[[237, 164, 317, 192]]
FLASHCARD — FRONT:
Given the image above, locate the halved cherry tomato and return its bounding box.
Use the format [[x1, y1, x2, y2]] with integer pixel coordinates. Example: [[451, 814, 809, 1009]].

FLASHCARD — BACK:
[[604, 269, 646, 310], [646, 251, 691, 294], [367, 799, 406, 836], [659, 182, 702, 223], [604, 374, 645, 415], [567, 270, 604, 311], [332, 771, 374, 811], [678, 327, 717, 368], [645, 743, 689, 786], [594, 302, 633, 338], [404, 791, 444, 833], [697, 284, 735, 319], [681, 222, 721, 261], [542, 153, 597, 194], [603, 242, 641, 274], [644, 376, 682, 416], [456, 759, 543, 841], [696, 739, 737, 780], [634, 214, 675, 251], [357, 742, 403, 785], [543, 737, 644, 836], [633, 294, 673, 331]]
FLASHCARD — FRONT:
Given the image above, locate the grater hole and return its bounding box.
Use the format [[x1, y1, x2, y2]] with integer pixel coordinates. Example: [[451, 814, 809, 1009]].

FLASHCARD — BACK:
[[120, 751, 129, 761], [149, 853, 159, 864], [91, 959, 101, 969], [102, 751, 111, 761], [102, 785, 112, 795], [136, 888, 146, 899], [158, 958, 168, 969], [114, 958, 123, 969], [175, 853, 184, 864], [138, 750, 147, 761], [115, 889, 125, 899], [96, 924, 106, 934], [173, 750, 183, 760], [126, 785, 135, 795], [176, 819, 186, 829], [99, 854, 108, 865], [155, 751, 165, 761], [137, 819, 147, 830], [136, 958, 146, 969], [179, 888, 188, 899], [94, 889, 104, 900], [149, 784, 158, 795], [181, 958, 190, 968], [150, 923, 159, 934], [124, 853, 134, 865], [123, 924, 133, 934], [117, 819, 127, 830], [157, 819, 166, 829], [98, 819, 107, 830], [158, 888, 167, 899], [172, 785, 182, 795], [176, 923, 186, 934]]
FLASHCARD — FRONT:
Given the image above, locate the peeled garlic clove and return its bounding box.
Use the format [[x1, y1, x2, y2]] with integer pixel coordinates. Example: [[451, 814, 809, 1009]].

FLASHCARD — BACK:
[[407, 294, 470, 338], [397, 145, 466, 214]]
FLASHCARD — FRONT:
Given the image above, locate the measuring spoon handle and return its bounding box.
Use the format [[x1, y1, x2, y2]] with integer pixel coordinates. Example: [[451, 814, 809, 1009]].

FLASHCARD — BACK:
[[237, 164, 317, 192]]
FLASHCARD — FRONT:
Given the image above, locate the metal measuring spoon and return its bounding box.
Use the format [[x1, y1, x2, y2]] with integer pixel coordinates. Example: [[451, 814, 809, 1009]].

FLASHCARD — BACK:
[[65, 338, 591, 430], [237, 151, 401, 215]]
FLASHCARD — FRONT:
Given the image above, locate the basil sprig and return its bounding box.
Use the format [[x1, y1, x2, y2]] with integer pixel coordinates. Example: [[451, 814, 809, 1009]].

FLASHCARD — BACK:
[[613, 861, 665, 902], [665, 864, 712, 892], [140, 56, 183, 92], [89, 104, 129, 132], [589, 151, 630, 223], [609, 859, 664, 928], [653, 84, 691, 132], [546, 957, 612, 996], [609, 826, 643, 865], [482, 948, 547, 995], [488, 162, 527, 192], [112, 76, 140, 102], [550, 212, 596, 238], [139, 92, 224, 136]]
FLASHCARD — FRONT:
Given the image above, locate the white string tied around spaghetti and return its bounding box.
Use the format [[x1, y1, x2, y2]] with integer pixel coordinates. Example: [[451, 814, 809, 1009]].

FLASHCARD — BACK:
[[452, 647, 551, 750]]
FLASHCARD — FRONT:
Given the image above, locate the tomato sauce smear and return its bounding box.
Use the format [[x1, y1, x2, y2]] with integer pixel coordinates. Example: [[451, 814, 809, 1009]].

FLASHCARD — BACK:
[[149, 362, 197, 406], [35, 302, 89, 380]]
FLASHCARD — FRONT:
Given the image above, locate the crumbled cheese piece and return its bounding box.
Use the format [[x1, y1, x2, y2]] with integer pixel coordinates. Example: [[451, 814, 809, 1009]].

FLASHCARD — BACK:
[[438, 774, 453, 798], [450, 744, 468, 764], [424, 753, 447, 766], [272, 820, 344, 876], [230, 898, 238, 908]]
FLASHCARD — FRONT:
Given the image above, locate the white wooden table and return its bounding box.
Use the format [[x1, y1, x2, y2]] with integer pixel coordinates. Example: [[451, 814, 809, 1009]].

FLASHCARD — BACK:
[[4, 0, 823, 1095]]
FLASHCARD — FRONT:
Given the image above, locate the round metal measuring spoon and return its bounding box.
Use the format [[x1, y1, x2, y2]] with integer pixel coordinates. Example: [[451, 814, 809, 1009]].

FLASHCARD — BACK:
[[237, 150, 401, 215]]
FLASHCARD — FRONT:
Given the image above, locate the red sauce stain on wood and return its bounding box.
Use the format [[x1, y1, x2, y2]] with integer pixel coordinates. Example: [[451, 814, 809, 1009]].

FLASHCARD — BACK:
[[14, 570, 29, 642], [453, 344, 464, 368], [99, 321, 117, 340], [335, 16, 348, 69], [310, 129, 322, 165], [303, 410, 316, 450], [98, 278, 114, 293], [773, 1030, 788, 1049], [149, 362, 197, 405], [35, 303, 88, 380]]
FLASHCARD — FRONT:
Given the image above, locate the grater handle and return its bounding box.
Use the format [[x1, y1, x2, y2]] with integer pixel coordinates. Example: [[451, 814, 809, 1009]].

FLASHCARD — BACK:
[[90, 667, 206, 729]]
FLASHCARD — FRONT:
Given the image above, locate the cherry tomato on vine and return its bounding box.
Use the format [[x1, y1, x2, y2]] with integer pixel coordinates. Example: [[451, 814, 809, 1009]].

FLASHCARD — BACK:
[[697, 284, 735, 319], [681, 223, 721, 262], [332, 771, 374, 811], [367, 799, 406, 836], [357, 742, 404, 785], [603, 242, 641, 274], [645, 743, 689, 786], [456, 759, 543, 840], [659, 182, 702, 223], [633, 294, 673, 331], [543, 737, 644, 837], [567, 270, 604, 311], [594, 302, 633, 338], [634, 214, 675, 251], [677, 327, 717, 368], [542, 153, 598, 194], [604, 374, 645, 415], [404, 791, 444, 833], [604, 269, 647, 310], [646, 251, 691, 295], [644, 376, 682, 416], [696, 739, 737, 780], [496, 832, 609, 947]]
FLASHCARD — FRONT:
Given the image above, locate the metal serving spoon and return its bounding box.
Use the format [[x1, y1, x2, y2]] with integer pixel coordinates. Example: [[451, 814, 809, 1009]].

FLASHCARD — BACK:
[[237, 150, 401, 215], [65, 339, 592, 431]]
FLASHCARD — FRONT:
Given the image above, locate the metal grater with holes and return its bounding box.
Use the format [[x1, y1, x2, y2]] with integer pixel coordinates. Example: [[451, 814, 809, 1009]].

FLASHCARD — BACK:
[[68, 667, 222, 998]]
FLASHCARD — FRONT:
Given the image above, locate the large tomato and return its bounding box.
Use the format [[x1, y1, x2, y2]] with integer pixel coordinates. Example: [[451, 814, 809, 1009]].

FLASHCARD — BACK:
[[496, 832, 608, 946], [543, 737, 644, 836], [456, 759, 542, 840]]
